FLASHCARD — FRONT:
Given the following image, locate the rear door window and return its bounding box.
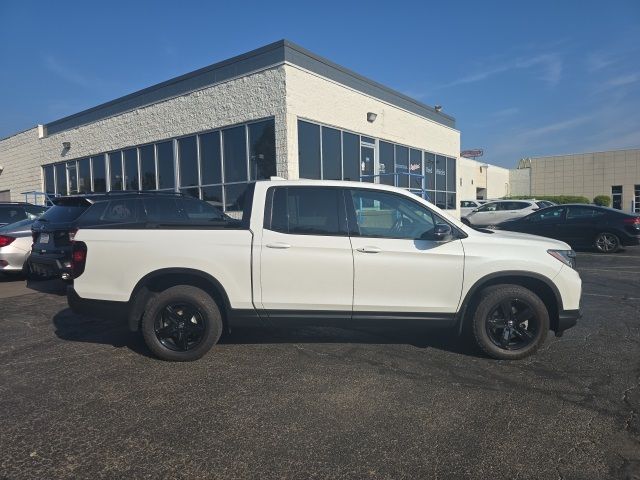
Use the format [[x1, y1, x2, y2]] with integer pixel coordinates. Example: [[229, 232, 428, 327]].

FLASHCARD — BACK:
[[267, 187, 346, 235]]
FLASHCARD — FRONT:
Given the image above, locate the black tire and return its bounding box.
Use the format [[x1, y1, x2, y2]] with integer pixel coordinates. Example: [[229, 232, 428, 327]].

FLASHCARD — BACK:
[[594, 231, 620, 253], [141, 285, 223, 361], [471, 284, 549, 360]]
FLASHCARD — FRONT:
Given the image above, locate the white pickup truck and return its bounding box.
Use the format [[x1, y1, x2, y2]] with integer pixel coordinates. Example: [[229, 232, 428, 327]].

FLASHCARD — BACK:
[[67, 180, 582, 361]]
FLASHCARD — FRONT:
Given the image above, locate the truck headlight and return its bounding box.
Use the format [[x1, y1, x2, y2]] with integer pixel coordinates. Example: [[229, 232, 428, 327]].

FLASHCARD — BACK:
[[548, 249, 576, 269]]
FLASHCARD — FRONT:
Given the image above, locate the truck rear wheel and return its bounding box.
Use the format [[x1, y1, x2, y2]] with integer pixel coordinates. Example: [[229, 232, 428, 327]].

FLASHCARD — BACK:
[[141, 285, 223, 361], [471, 284, 549, 360]]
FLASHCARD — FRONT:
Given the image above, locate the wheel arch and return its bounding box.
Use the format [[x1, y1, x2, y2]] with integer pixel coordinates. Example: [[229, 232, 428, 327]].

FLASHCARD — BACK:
[[127, 268, 232, 332], [456, 271, 562, 335]]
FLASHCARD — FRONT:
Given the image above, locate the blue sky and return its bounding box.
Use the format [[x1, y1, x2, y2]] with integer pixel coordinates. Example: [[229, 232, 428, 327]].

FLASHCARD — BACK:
[[1, 0, 639, 167]]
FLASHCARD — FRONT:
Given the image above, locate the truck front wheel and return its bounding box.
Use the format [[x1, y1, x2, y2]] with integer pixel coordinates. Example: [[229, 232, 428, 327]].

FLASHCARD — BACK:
[[471, 284, 549, 360], [141, 285, 223, 361]]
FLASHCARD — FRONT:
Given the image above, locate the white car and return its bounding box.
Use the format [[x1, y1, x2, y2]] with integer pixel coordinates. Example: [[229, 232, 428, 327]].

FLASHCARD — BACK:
[[462, 200, 544, 227], [460, 200, 487, 217], [0, 219, 40, 276], [67, 180, 582, 362]]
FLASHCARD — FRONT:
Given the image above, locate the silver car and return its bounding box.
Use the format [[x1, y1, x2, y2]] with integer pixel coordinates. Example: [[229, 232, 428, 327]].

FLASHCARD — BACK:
[[0, 219, 39, 275], [462, 200, 543, 227]]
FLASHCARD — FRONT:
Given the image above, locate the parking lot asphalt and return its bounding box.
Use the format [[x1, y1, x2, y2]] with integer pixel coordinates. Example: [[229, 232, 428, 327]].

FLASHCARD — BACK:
[[1, 249, 639, 480]]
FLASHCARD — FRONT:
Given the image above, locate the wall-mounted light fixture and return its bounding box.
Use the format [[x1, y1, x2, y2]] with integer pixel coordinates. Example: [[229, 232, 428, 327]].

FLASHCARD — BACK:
[[62, 141, 71, 150], [367, 112, 377, 123], [434, 105, 442, 113]]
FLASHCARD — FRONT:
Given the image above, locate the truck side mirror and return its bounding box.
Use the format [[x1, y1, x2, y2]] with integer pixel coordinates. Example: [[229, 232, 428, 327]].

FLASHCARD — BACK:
[[432, 224, 453, 242]]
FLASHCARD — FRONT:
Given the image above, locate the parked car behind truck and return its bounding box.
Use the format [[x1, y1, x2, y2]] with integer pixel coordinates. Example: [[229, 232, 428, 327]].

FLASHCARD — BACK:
[[67, 180, 582, 362]]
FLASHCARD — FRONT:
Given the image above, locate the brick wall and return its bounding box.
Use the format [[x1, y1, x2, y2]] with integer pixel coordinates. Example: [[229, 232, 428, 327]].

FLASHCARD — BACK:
[[0, 66, 288, 201]]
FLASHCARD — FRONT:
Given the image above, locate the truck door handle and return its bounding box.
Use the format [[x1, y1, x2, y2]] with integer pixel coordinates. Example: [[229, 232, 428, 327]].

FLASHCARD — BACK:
[[356, 246, 381, 254], [266, 242, 291, 249]]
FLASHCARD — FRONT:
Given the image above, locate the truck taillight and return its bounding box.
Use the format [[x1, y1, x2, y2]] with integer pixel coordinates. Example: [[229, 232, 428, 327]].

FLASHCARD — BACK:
[[0, 235, 15, 248], [71, 241, 87, 278]]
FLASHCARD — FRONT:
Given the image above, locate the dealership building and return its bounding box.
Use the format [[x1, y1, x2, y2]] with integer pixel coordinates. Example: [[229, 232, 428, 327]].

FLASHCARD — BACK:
[[0, 40, 460, 214]]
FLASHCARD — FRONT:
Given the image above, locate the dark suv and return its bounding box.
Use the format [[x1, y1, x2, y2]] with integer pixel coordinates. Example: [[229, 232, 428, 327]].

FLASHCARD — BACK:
[[30, 191, 233, 279], [0, 202, 48, 227]]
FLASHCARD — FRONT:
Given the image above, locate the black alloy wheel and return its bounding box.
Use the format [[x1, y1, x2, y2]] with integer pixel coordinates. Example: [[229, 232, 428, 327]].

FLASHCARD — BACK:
[[154, 303, 206, 352], [471, 284, 549, 360], [141, 285, 223, 361], [485, 298, 538, 351]]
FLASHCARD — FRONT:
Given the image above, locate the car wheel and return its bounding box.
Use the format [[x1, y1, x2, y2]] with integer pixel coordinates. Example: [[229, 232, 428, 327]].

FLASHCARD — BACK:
[[594, 232, 620, 253], [141, 285, 223, 361], [471, 284, 549, 360]]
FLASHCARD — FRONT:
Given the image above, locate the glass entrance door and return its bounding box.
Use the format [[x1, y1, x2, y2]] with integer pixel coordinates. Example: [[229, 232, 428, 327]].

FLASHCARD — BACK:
[[612, 185, 623, 210], [360, 144, 375, 183], [67, 162, 78, 194]]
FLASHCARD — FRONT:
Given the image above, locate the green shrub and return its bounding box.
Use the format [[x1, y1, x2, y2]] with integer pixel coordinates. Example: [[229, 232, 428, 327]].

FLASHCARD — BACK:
[[593, 195, 611, 207], [505, 195, 590, 204]]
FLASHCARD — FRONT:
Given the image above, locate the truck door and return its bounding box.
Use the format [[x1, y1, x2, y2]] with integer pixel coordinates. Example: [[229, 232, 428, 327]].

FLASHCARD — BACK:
[[347, 188, 464, 316], [258, 186, 354, 314]]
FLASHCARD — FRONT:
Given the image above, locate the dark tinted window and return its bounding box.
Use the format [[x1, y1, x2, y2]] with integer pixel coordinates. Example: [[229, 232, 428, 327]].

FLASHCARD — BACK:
[[156, 141, 175, 189], [223, 126, 247, 183], [0, 206, 25, 224], [140, 145, 156, 190], [101, 199, 139, 223], [199, 132, 221, 185], [181, 197, 225, 221], [202, 185, 223, 209], [143, 198, 185, 222], [342, 132, 360, 181], [40, 204, 89, 223], [477, 202, 498, 212], [424, 153, 435, 190], [78, 158, 91, 193], [249, 120, 276, 181], [567, 206, 603, 219], [55, 164, 66, 194], [224, 183, 249, 212], [435, 155, 446, 191], [446, 157, 456, 192], [395, 146, 409, 188], [298, 120, 321, 179], [109, 152, 123, 191], [123, 148, 139, 190], [24, 205, 47, 217], [269, 187, 344, 235], [350, 189, 436, 240], [379, 141, 395, 186], [43, 165, 55, 194], [529, 206, 565, 222], [92, 155, 106, 192], [501, 201, 530, 210], [178, 136, 198, 187], [322, 127, 342, 180]]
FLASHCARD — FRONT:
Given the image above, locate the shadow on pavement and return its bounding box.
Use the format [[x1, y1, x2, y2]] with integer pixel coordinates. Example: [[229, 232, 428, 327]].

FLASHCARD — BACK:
[[52, 308, 153, 358], [26, 277, 67, 296], [52, 306, 479, 359]]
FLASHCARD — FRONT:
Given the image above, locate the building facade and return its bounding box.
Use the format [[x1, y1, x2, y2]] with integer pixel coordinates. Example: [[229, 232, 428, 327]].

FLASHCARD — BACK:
[[510, 149, 640, 213], [458, 157, 510, 201], [0, 40, 460, 214]]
